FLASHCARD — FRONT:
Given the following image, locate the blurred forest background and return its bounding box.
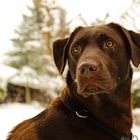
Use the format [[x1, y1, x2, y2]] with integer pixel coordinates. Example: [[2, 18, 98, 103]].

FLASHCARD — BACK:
[[0, 0, 140, 108]]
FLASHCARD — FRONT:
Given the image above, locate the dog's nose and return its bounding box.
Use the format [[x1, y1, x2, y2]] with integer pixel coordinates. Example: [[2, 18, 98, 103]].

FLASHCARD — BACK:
[[79, 62, 100, 75]]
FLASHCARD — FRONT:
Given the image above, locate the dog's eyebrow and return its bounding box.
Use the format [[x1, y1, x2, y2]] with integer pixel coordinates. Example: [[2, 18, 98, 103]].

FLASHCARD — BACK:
[[98, 32, 108, 38], [73, 32, 114, 46], [73, 36, 88, 45], [97, 32, 113, 41]]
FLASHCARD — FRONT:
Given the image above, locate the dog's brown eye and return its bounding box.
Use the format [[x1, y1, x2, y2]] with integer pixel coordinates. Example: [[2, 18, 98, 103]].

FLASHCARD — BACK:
[[104, 40, 115, 48], [72, 46, 81, 54]]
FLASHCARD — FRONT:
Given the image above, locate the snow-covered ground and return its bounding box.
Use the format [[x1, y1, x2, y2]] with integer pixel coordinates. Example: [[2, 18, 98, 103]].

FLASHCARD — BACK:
[[0, 103, 44, 140], [0, 103, 140, 140]]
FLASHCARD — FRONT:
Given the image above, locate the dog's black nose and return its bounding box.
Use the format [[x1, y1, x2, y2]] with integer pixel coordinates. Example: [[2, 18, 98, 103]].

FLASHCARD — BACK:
[[79, 62, 100, 75]]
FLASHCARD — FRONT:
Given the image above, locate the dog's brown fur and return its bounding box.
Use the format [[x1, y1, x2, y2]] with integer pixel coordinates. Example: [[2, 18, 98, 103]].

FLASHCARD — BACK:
[[7, 23, 140, 140]]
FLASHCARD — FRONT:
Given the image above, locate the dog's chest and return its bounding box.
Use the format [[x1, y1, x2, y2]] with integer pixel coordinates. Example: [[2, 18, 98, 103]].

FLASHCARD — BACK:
[[37, 109, 115, 140]]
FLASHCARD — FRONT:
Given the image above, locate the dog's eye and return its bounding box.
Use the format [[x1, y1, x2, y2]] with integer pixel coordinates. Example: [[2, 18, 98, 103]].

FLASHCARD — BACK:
[[72, 45, 81, 54], [104, 40, 115, 48]]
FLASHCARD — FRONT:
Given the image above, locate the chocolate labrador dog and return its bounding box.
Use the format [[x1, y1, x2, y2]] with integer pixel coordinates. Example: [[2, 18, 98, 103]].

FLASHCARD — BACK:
[[7, 23, 140, 140]]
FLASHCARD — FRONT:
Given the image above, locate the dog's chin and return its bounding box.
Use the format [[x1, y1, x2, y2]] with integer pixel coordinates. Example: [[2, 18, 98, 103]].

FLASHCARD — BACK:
[[77, 85, 108, 98]]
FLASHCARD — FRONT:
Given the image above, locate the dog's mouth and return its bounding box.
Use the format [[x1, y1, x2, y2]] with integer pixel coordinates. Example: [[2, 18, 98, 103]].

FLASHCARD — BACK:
[[84, 85, 103, 92], [77, 84, 108, 97], [75, 69, 117, 97], [75, 76, 117, 97]]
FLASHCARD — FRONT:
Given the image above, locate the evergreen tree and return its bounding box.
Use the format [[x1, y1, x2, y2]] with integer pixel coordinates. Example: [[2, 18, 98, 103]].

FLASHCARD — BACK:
[[5, 0, 70, 76], [6, 6, 47, 74], [4, 0, 70, 103]]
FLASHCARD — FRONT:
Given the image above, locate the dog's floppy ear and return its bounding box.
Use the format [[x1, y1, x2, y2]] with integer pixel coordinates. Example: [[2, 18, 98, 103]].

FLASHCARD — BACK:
[[53, 38, 68, 74], [126, 30, 140, 67], [109, 23, 140, 67], [53, 26, 83, 74]]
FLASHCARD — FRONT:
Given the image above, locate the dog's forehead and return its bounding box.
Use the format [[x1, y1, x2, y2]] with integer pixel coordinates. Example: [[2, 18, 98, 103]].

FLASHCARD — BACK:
[[74, 25, 121, 41]]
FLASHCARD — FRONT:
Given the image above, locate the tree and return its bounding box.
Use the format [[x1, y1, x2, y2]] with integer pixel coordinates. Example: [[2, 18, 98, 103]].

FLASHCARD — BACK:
[[5, 0, 70, 75], [4, 0, 70, 103], [6, 6, 46, 74]]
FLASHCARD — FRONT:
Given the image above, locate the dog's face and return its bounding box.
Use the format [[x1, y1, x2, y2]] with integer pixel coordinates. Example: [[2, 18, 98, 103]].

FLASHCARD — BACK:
[[68, 26, 130, 97], [53, 23, 140, 97]]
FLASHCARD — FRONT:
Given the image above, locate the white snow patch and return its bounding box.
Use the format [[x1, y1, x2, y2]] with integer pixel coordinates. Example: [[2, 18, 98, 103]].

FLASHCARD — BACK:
[[133, 71, 140, 81], [0, 103, 44, 140], [132, 125, 140, 139], [0, 65, 17, 79], [132, 71, 140, 91]]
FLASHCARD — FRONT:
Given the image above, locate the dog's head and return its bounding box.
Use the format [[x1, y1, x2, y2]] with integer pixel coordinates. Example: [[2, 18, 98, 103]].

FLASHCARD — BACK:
[[53, 23, 140, 97]]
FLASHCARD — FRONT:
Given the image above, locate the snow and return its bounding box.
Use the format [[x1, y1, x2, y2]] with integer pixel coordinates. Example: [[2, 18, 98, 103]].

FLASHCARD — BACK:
[[0, 65, 18, 90], [0, 65, 17, 80], [0, 103, 44, 140], [132, 71, 140, 90], [132, 125, 140, 140], [0, 64, 65, 100], [0, 103, 140, 140], [133, 71, 140, 81]]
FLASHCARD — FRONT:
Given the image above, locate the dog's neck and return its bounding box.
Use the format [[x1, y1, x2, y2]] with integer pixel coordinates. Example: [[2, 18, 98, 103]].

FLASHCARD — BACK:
[[64, 70, 133, 135]]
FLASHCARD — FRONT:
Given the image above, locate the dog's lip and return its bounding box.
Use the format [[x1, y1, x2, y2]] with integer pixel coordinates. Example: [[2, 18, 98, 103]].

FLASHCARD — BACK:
[[85, 85, 102, 90], [77, 84, 107, 97], [83, 85, 104, 93]]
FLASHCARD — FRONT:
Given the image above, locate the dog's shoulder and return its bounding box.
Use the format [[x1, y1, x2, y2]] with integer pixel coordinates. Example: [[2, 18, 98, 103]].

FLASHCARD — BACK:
[[7, 98, 66, 140]]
